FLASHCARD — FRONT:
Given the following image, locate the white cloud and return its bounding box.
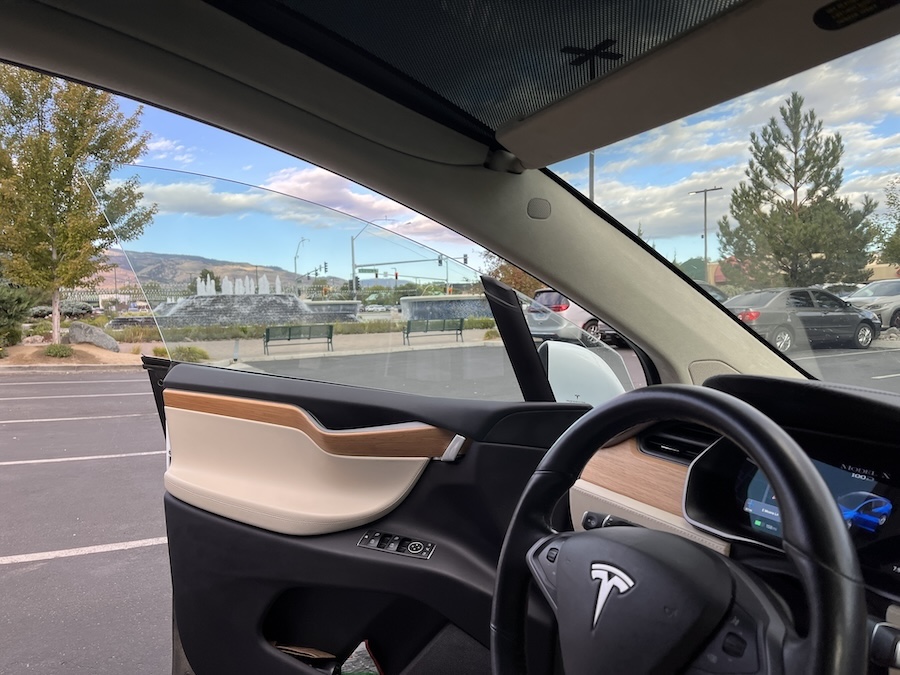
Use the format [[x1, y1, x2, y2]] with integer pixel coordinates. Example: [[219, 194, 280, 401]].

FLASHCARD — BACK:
[[146, 135, 195, 165], [262, 166, 472, 244]]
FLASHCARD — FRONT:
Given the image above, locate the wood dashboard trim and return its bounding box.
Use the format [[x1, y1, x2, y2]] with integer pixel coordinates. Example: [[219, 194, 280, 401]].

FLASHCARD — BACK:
[[579, 437, 688, 516], [163, 390, 458, 458]]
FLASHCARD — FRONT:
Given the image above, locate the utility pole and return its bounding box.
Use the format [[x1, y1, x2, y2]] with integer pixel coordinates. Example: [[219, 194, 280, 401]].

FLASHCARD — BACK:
[[689, 186, 723, 278]]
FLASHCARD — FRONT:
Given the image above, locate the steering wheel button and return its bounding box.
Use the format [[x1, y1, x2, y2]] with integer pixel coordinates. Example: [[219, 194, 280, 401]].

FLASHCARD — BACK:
[[546, 547, 559, 562], [722, 632, 747, 658]]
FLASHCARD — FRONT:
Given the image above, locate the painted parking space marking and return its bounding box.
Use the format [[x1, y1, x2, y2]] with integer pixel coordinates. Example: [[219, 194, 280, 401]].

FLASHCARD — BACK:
[[0, 379, 146, 386], [0, 450, 165, 467], [871, 373, 900, 380], [0, 392, 152, 401], [0, 413, 154, 425], [0, 537, 168, 566], [790, 348, 900, 361]]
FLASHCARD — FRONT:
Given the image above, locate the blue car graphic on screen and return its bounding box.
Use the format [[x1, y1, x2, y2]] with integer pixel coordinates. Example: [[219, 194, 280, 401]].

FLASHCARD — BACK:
[[837, 492, 892, 532]]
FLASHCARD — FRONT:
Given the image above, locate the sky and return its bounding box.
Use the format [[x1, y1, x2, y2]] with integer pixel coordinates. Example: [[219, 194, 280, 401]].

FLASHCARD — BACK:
[[109, 34, 900, 280]]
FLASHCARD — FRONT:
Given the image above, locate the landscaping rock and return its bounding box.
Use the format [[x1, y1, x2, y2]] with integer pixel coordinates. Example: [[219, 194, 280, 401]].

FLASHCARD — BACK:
[[68, 321, 120, 352], [21, 335, 46, 345]]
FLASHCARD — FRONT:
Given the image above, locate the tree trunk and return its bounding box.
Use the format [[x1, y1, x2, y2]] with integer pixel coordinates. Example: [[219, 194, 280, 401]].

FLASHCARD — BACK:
[[51, 288, 61, 345]]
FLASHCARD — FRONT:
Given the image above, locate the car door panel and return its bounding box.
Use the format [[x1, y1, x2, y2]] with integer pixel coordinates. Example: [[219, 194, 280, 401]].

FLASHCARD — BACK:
[[164, 393, 438, 536], [160, 364, 586, 674]]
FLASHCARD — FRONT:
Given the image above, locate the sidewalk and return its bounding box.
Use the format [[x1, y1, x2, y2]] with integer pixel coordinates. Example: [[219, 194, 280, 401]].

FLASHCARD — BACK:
[[0, 329, 496, 371]]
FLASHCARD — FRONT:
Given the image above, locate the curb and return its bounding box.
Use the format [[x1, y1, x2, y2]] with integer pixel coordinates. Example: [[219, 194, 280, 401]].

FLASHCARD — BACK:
[[0, 363, 144, 373]]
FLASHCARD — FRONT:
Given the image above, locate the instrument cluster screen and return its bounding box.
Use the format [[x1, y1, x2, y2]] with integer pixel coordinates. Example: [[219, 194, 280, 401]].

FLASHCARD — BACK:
[[742, 459, 896, 544]]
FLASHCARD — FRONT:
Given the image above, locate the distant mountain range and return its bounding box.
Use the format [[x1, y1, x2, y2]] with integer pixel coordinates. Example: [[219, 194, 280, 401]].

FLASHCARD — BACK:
[[98, 250, 327, 290]]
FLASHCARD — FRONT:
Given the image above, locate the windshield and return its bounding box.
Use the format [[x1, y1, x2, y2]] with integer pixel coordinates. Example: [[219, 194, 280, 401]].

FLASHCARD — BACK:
[[848, 281, 900, 298], [550, 33, 900, 392]]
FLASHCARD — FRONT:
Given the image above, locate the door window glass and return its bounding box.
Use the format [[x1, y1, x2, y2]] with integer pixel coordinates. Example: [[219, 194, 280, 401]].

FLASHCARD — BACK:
[[787, 292, 813, 308], [93, 166, 638, 400], [812, 291, 844, 310]]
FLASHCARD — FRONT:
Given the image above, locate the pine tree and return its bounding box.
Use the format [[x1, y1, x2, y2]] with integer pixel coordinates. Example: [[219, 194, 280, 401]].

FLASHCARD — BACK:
[[717, 92, 876, 288]]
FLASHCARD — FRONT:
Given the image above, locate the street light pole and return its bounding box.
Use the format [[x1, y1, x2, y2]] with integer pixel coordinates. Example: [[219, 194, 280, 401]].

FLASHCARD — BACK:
[[293, 237, 309, 276], [689, 186, 722, 279]]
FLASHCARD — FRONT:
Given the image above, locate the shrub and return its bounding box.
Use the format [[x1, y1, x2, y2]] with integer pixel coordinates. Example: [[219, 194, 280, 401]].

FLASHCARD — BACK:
[[30, 301, 94, 319], [482, 328, 500, 340], [169, 346, 210, 362], [1, 326, 23, 347], [26, 320, 53, 337], [130, 345, 142, 355], [0, 284, 31, 347], [45, 343, 74, 358], [332, 320, 402, 335], [464, 317, 496, 330], [152, 346, 169, 357], [60, 301, 93, 318]]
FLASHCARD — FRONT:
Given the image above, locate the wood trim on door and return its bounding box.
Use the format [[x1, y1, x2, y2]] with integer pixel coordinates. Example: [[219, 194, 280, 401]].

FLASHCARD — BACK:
[[164, 390, 460, 458]]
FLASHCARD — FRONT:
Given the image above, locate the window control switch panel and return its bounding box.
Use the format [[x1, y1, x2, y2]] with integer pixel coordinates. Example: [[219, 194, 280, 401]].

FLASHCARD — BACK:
[[358, 530, 435, 559]]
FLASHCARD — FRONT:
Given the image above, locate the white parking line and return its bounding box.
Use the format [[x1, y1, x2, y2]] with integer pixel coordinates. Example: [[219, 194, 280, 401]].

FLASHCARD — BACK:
[[0, 392, 152, 401], [0, 379, 146, 386], [0, 450, 165, 466], [791, 348, 900, 361], [0, 537, 168, 566], [0, 413, 154, 425], [871, 373, 900, 380]]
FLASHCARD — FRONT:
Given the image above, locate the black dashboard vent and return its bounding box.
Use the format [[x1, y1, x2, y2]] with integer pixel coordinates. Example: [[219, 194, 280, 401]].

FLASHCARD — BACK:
[[639, 423, 720, 465]]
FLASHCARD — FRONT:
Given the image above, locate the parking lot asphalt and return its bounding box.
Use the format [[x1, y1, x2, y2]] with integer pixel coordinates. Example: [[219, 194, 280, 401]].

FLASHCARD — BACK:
[[0, 370, 170, 675]]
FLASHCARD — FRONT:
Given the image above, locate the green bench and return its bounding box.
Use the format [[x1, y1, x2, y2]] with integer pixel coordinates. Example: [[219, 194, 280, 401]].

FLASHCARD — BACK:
[[264, 324, 334, 354], [402, 318, 464, 345]]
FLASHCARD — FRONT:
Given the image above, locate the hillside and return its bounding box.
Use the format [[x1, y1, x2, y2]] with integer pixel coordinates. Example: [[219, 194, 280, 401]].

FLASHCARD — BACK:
[[98, 250, 325, 290]]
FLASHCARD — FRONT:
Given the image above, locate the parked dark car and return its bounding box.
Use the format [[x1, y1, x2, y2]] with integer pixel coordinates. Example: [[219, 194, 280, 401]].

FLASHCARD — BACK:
[[724, 288, 881, 352], [696, 281, 728, 303]]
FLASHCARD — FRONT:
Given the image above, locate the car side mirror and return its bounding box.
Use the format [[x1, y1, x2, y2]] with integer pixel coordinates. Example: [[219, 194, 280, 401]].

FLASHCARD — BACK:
[[538, 340, 626, 407]]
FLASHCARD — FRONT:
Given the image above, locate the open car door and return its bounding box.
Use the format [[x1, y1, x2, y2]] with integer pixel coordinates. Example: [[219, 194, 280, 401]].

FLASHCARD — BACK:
[[129, 173, 637, 674]]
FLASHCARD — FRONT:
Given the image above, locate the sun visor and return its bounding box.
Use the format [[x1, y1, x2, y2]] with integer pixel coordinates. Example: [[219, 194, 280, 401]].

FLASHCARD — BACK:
[[497, 0, 900, 168]]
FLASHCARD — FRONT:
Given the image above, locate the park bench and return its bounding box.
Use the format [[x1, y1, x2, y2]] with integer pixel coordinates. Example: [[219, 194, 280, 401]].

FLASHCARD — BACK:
[[264, 324, 333, 354], [402, 318, 464, 345]]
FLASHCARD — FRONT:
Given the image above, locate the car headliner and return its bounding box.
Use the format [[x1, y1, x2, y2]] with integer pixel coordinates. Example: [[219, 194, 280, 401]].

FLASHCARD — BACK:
[[0, 0, 894, 384]]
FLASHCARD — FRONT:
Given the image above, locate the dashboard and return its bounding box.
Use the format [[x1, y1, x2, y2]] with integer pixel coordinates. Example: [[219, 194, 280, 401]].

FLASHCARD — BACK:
[[684, 434, 900, 595], [575, 373, 900, 612], [694, 374, 900, 603]]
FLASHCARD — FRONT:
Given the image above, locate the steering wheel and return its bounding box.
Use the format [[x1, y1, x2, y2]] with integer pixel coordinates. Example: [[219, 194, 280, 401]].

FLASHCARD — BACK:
[[490, 385, 867, 675]]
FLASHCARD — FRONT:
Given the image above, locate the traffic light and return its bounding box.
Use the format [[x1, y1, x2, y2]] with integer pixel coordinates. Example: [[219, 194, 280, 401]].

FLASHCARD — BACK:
[[375, 270, 379, 278], [354, 276, 361, 289], [463, 254, 468, 265], [323, 262, 328, 273], [394, 271, 399, 280], [437, 255, 442, 266]]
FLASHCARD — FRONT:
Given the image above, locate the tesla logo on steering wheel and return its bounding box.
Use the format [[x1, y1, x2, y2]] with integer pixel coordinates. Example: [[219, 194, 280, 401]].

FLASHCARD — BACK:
[[590, 563, 635, 628]]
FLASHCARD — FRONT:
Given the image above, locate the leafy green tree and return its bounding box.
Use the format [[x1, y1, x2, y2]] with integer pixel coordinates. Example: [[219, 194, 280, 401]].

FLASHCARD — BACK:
[[876, 177, 900, 265], [186, 268, 222, 294], [717, 92, 877, 288], [0, 66, 156, 343], [481, 251, 544, 297]]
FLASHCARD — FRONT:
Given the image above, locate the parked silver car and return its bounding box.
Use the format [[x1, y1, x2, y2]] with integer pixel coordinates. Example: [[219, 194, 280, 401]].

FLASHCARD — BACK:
[[526, 289, 621, 346], [846, 279, 900, 329]]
